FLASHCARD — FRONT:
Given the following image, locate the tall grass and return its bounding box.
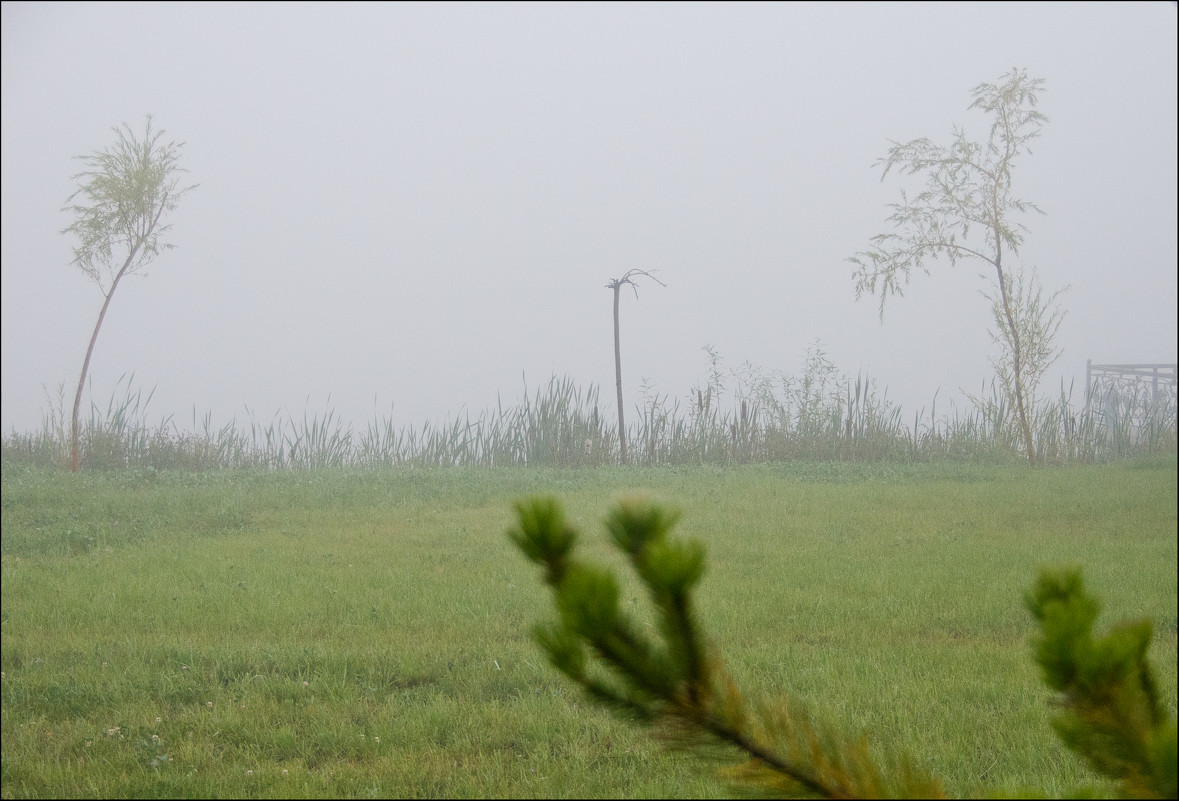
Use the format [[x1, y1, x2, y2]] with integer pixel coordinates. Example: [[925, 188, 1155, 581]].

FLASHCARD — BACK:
[[4, 349, 1174, 472]]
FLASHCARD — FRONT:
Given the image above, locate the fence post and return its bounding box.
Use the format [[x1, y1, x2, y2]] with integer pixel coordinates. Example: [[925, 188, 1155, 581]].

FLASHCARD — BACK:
[[1085, 359, 1092, 412]]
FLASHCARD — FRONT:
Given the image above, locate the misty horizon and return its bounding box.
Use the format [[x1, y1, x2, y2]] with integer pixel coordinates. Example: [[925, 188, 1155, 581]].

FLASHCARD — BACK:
[[2, 2, 1176, 439]]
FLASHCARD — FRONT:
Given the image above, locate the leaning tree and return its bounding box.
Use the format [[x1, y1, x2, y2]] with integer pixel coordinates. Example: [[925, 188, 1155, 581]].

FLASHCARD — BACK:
[[61, 115, 197, 471]]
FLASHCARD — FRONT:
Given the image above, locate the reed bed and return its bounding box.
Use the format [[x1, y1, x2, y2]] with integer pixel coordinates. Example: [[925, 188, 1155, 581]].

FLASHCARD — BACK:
[[4, 349, 1174, 472]]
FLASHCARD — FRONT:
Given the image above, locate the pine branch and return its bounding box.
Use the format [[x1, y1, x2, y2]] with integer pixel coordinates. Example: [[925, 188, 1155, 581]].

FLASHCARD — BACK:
[[1026, 567, 1177, 799], [508, 495, 946, 799], [510, 497, 1176, 799]]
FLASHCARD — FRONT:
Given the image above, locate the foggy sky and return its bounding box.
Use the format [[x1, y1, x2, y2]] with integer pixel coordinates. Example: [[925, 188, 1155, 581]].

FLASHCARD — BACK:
[[2, 1, 1176, 439]]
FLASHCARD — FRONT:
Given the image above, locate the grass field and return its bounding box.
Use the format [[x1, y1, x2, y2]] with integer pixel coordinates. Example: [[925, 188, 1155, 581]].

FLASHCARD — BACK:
[[1, 457, 1176, 798]]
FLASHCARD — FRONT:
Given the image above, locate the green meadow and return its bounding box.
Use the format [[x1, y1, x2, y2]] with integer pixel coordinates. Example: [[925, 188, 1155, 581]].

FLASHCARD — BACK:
[[1, 458, 1176, 798]]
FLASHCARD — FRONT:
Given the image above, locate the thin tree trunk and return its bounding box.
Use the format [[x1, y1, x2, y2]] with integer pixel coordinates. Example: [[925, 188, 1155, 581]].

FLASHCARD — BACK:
[[993, 253, 1037, 467], [70, 271, 128, 471], [68, 196, 167, 471], [613, 282, 627, 464]]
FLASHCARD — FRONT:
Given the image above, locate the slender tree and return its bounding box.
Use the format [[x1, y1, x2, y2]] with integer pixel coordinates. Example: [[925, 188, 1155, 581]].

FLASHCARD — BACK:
[[605, 269, 665, 464], [848, 68, 1065, 465], [61, 116, 196, 471]]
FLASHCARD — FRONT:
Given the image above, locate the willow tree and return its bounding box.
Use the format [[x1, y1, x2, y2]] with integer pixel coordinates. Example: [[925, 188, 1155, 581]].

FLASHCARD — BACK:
[[849, 68, 1065, 466], [61, 116, 196, 471], [605, 269, 664, 464]]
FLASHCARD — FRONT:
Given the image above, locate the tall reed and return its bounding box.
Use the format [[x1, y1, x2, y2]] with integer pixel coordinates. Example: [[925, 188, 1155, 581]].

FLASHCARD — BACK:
[[4, 353, 1174, 471]]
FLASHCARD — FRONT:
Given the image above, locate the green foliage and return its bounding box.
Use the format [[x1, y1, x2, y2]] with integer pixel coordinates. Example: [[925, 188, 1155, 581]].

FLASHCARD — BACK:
[[62, 115, 197, 288], [510, 495, 947, 798], [1026, 567, 1178, 799], [508, 496, 578, 583], [511, 496, 1178, 799]]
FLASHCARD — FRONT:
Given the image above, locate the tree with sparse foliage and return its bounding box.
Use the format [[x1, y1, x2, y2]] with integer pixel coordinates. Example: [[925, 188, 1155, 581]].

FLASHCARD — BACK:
[[61, 116, 196, 471], [605, 269, 665, 464], [509, 494, 1177, 799], [849, 68, 1066, 466]]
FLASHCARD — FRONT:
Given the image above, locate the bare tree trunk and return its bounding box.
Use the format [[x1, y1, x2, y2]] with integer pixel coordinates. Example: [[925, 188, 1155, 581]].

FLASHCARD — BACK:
[[612, 281, 627, 464], [70, 273, 127, 471], [605, 268, 663, 466]]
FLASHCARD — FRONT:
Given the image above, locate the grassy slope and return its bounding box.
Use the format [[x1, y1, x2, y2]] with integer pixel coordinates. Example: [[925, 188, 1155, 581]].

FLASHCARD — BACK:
[[1, 458, 1175, 798]]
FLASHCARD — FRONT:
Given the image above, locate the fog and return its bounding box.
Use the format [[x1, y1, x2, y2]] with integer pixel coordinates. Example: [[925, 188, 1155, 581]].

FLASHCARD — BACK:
[[2, 2, 1176, 439]]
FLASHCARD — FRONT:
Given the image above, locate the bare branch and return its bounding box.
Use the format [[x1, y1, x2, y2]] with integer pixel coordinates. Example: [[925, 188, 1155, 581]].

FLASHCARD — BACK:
[[606, 268, 667, 464], [606, 268, 667, 299]]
